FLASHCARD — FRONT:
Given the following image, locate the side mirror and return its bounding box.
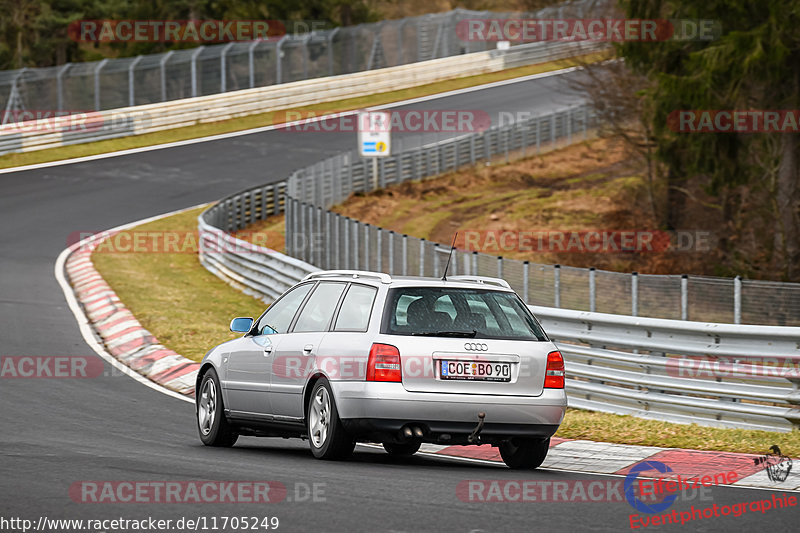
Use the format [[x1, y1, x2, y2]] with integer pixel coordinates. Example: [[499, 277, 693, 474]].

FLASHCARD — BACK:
[[230, 317, 254, 333]]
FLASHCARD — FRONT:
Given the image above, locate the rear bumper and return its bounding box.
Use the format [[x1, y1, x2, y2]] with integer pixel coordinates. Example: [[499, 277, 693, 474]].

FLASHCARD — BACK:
[[331, 381, 566, 440]]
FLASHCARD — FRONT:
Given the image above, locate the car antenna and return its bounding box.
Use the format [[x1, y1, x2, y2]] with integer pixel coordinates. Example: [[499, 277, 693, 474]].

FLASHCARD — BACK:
[[442, 232, 458, 282]]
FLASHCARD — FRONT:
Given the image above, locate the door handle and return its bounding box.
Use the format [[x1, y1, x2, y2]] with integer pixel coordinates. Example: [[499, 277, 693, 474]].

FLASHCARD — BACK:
[[263, 345, 273, 355], [303, 344, 314, 355]]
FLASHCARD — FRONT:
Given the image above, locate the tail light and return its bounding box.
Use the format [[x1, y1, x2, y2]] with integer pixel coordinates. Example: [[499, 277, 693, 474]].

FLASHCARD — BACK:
[[544, 350, 565, 388], [367, 343, 402, 382]]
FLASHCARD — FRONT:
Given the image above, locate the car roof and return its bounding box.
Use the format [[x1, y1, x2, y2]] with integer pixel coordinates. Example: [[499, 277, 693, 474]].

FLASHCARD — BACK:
[[301, 270, 514, 292]]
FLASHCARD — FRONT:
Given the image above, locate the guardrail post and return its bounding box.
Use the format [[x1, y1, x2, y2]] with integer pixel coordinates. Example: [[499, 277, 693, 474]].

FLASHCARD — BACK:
[[302, 34, 312, 79], [681, 274, 688, 320], [94, 59, 108, 111], [276, 36, 288, 84], [388, 231, 395, 274], [419, 239, 426, 276], [221, 42, 235, 92], [631, 271, 639, 317], [334, 213, 341, 269], [566, 106, 572, 144], [305, 203, 312, 263], [554, 264, 561, 308], [734, 275, 742, 324], [190, 47, 204, 98], [463, 250, 470, 276], [469, 136, 476, 164], [317, 207, 324, 266], [128, 56, 142, 106], [402, 234, 408, 275], [589, 267, 596, 312], [56, 63, 71, 111], [376, 229, 383, 272], [364, 223, 370, 270], [284, 198, 292, 256], [159, 51, 173, 101], [472, 251, 478, 276], [328, 28, 339, 76], [324, 211, 331, 269], [536, 115, 541, 154], [433, 244, 441, 277], [343, 217, 350, 269], [523, 261, 530, 304], [248, 40, 260, 88], [497, 256, 504, 279], [291, 198, 298, 258], [352, 219, 359, 270]]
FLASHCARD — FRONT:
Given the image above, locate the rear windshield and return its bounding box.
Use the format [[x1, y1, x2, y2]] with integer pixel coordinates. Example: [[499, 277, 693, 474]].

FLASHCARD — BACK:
[[381, 287, 548, 341]]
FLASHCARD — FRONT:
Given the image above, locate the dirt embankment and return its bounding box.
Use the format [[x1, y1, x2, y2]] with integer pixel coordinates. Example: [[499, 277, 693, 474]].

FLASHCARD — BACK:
[[333, 137, 726, 276]]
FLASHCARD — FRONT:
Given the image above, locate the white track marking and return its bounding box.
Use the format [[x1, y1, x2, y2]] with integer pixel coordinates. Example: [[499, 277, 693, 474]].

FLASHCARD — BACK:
[[54, 205, 209, 404], [0, 66, 578, 175]]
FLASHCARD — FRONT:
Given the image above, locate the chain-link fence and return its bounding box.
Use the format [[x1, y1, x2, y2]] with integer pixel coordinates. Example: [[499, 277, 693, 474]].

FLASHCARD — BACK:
[[0, 1, 612, 118]]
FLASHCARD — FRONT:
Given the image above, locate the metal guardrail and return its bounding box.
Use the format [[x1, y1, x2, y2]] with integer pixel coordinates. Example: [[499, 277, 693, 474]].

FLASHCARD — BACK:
[[0, 39, 606, 156]]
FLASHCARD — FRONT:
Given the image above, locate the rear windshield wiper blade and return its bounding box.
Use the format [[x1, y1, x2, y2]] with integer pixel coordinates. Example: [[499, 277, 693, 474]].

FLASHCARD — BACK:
[[411, 330, 477, 338]]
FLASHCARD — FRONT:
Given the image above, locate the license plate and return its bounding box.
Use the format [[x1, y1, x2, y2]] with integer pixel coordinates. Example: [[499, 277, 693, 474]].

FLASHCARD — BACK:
[[440, 360, 511, 382]]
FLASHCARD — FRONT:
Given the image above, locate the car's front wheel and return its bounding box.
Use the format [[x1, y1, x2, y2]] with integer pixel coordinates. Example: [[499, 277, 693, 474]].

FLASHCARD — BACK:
[[197, 368, 238, 447], [499, 437, 550, 469], [307, 378, 355, 460]]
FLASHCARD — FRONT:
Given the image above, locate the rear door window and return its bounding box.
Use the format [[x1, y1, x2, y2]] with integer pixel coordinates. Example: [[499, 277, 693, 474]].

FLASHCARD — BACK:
[[293, 282, 347, 333], [333, 284, 378, 332]]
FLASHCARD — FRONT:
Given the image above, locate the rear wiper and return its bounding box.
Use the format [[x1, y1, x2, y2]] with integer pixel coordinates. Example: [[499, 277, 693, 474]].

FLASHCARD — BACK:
[[411, 330, 477, 338]]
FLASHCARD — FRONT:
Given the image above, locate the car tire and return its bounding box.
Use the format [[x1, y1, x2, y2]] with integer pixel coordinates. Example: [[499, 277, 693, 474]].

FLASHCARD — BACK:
[[197, 368, 238, 447], [307, 378, 355, 460], [499, 437, 550, 469], [383, 441, 421, 456]]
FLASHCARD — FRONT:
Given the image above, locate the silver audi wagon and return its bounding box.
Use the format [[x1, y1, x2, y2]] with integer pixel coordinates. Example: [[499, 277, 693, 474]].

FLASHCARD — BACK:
[[196, 270, 567, 469]]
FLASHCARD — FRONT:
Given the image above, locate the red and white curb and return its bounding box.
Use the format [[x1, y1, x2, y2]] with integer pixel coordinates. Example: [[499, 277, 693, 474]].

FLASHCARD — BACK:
[[418, 440, 799, 491], [55, 206, 205, 404]]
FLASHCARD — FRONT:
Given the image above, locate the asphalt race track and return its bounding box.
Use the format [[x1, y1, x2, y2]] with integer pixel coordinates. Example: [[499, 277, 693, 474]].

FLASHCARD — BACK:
[[1, 70, 796, 532]]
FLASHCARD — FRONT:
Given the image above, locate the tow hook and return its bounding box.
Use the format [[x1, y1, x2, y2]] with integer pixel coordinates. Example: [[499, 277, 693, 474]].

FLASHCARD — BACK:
[[468, 412, 486, 444]]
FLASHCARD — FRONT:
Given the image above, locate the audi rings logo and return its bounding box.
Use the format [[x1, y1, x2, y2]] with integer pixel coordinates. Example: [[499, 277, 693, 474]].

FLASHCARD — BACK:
[[464, 342, 488, 351]]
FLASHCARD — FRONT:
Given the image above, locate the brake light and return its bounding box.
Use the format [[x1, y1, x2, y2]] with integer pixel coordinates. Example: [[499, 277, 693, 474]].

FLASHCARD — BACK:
[[544, 350, 565, 388], [367, 343, 402, 382]]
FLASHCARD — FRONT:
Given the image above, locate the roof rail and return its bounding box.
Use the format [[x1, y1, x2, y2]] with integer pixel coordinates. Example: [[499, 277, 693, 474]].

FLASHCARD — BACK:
[[446, 275, 511, 289], [302, 270, 393, 284]]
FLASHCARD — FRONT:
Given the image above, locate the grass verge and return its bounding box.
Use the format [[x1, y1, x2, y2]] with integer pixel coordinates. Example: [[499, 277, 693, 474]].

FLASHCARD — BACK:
[[90, 206, 265, 361], [0, 51, 610, 170], [90, 206, 799, 456]]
